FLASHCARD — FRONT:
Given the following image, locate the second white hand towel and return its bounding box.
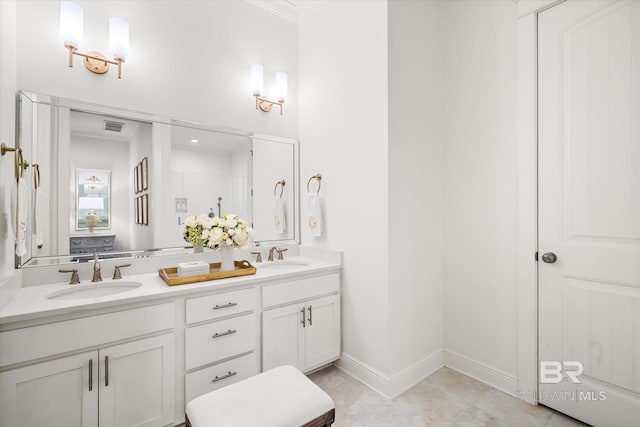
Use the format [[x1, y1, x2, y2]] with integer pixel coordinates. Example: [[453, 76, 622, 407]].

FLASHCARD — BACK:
[[307, 192, 323, 237], [274, 195, 286, 234], [33, 185, 44, 248], [16, 177, 28, 257]]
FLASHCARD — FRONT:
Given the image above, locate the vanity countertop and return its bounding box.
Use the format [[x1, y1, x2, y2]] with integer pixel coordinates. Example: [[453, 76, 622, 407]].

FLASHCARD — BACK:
[[0, 256, 341, 326]]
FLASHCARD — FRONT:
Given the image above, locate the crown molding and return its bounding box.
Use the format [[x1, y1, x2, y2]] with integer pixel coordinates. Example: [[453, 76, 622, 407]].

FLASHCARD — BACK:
[[246, 0, 298, 23]]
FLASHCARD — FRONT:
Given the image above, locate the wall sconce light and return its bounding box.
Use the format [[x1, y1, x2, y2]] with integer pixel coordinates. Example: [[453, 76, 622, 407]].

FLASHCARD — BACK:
[[251, 64, 287, 115], [60, 1, 130, 79]]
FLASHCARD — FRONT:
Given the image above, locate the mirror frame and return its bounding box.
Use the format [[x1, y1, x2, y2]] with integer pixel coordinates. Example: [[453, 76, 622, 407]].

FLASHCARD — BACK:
[[17, 90, 300, 268]]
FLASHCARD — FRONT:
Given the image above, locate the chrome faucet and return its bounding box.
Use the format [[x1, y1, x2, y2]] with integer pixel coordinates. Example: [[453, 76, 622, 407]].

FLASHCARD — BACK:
[[92, 253, 102, 282], [268, 247, 278, 262]]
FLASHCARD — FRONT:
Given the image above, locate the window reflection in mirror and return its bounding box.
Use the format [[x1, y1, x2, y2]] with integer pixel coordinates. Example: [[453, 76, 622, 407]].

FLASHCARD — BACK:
[[75, 169, 110, 231]]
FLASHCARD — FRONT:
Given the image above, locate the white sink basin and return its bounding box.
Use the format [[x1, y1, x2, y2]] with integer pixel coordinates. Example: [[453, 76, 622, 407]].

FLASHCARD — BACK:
[[46, 281, 143, 301], [258, 260, 310, 270]]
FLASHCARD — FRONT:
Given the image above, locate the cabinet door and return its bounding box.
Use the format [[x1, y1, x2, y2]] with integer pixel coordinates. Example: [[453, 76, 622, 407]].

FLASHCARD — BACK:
[[262, 303, 305, 371], [98, 334, 175, 427], [305, 294, 341, 371], [0, 351, 99, 427]]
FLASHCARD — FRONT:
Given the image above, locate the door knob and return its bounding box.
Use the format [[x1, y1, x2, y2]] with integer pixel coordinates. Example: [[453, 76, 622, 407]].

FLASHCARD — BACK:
[[541, 252, 557, 264]]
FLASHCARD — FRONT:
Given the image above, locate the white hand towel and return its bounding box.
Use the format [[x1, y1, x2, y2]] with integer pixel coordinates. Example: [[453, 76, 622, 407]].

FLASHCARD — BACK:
[[274, 195, 286, 234], [15, 177, 28, 257], [33, 185, 44, 248], [307, 192, 323, 237]]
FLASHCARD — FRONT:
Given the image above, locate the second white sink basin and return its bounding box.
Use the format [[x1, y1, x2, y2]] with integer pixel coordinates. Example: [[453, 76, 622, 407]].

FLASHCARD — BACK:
[[46, 281, 143, 301], [258, 260, 310, 270]]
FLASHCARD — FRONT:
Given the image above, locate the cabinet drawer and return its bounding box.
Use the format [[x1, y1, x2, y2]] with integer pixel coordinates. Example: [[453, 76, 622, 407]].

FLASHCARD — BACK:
[[186, 288, 256, 325], [185, 352, 258, 403], [185, 313, 256, 370], [0, 303, 175, 367], [262, 273, 340, 308]]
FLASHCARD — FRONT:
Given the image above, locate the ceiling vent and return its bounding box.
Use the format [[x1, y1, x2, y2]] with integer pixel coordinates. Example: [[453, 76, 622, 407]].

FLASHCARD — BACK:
[[103, 120, 124, 132]]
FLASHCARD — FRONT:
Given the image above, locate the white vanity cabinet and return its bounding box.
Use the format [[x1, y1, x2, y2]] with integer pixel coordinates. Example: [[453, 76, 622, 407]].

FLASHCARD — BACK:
[[0, 304, 176, 427], [262, 273, 341, 372], [184, 287, 260, 403], [0, 351, 98, 427]]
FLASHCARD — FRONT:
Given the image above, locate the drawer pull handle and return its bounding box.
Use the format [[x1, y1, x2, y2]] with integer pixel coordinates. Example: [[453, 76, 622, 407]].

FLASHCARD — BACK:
[[308, 305, 313, 326], [89, 359, 93, 391], [301, 307, 306, 328], [213, 302, 238, 310], [105, 355, 109, 387], [212, 371, 237, 383], [212, 329, 237, 339]]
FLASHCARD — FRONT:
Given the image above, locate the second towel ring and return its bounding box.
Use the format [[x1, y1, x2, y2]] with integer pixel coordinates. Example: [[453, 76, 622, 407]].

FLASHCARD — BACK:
[[274, 179, 286, 197], [307, 173, 322, 193]]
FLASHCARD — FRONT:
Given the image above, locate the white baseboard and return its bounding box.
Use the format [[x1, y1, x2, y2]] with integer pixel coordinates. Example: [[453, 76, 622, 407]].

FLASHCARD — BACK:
[[444, 349, 518, 397], [335, 350, 444, 399]]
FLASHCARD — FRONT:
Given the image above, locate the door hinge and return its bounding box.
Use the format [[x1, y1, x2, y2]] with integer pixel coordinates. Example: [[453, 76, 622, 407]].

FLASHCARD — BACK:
[[535, 251, 538, 261]]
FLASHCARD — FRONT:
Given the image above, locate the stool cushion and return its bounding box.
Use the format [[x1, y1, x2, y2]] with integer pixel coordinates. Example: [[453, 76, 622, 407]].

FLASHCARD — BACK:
[[185, 365, 335, 427]]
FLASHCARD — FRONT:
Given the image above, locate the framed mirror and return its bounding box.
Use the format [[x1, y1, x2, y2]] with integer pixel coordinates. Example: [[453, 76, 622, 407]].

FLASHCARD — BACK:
[[75, 169, 110, 231], [17, 91, 299, 267]]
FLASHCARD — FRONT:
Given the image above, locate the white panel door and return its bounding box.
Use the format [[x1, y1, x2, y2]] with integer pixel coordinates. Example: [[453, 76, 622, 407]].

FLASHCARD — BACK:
[[539, 1, 640, 426], [0, 351, 98, 427], [262, 303, 305, 371], [305, 295, 341, 371], [98, 333, 175, 427]]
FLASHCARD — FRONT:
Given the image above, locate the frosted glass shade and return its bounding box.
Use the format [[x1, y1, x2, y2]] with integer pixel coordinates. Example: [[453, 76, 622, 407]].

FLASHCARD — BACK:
[[59, 1, 83, 46], [251, 64, 264, 96], [109, 17, 130, 59], [275, 72, 288, 102]]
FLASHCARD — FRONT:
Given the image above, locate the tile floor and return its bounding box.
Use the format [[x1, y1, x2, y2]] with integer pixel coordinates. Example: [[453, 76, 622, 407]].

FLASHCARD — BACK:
[[308, 366, 591, 427]]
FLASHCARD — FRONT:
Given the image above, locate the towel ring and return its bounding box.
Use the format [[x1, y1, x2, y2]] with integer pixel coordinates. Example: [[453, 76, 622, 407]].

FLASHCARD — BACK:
[[307, 173, 322, 193], [1, 143, 26, 181], [273, 180, 286, 197]]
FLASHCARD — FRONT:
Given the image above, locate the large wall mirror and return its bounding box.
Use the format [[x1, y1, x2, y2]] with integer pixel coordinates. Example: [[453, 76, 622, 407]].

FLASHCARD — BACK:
[[17, 91, 299, 267]]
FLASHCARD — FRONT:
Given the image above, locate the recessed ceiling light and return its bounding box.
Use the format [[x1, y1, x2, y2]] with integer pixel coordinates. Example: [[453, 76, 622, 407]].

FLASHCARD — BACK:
[[190, 139, 199, 144]]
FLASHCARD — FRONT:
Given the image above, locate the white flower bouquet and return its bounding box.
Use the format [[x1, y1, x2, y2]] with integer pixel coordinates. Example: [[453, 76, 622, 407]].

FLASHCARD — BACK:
[[204, 214, 253, 250], [180, 214, 210, 247]]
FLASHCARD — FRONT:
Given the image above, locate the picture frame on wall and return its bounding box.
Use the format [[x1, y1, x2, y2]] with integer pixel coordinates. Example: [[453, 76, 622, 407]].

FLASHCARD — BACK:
[[137, 196, 143, 224], [142, 193, 149, 225], [136, 163, 142, 194], [134, 167, 139, 194], [141, 156, 149, 191], [134, 196, 139, 224]]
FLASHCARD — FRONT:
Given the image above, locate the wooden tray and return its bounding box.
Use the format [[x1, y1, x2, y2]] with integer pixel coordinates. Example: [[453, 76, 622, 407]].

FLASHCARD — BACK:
[[158, 260, 256, 286]]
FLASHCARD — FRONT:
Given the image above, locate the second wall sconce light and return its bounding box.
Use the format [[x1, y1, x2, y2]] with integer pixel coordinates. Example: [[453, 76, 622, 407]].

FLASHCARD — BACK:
[[251, 64, 288, 115], [60, 1, 130, 79]]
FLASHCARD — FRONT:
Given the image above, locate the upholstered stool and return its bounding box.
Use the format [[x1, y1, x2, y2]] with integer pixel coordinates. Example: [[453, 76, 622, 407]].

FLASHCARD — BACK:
[[185, 365, 335, 427]]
